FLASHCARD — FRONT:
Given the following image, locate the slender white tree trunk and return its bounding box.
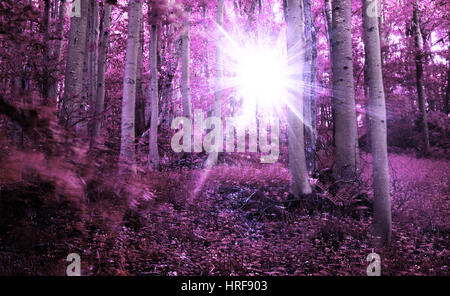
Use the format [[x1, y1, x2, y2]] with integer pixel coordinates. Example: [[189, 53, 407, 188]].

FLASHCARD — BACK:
[[60, 0, 89, 128], [90, 2, 112, 145], [48, 0, 66, 105], [324, 0, 333, 46], [363, 0, 391, 246], [285, 0, 312, 196], [148, 24, 160, 170], [88, 0, 99, 127], [119, 0, 142, 174], [205, 0, 224, 168], [412, 1, 431, 155], [181, 7, 192, 119], [303, 0, 317, 174], [331, 0, 360, 181]]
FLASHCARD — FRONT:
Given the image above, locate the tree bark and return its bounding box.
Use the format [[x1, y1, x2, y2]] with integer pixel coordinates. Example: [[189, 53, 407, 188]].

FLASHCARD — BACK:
[[181, 7, 192, 119], [324, 0, 333, 46], [48, 0, 66, 105], [135, 20, 146, 136], [119, 0, 142, 174], [148, 24, 160, 170], [324, 0, 337, 148], [60, 0, 89, 128], [285, 0, 312, 197], [445, 54, 450, 115], [303, 0, 317, 174], [362, 0, 391, 246], [41, 0, 51, 104], [412, 1, 431, 155], [80, 1, 91, 133], [205, 0, 224, 168], [88, 0, 99, 132], [90, 1, 112, 145], [331, 0, 360, 181]]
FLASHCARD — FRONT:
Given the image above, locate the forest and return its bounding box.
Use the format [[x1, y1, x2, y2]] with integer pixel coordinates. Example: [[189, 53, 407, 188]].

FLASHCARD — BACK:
[[0, 0, 448, 276]]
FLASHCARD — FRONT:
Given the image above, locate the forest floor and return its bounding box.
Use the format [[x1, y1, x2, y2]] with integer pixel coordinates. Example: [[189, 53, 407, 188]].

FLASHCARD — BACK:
[[0, 135, 448, 275]]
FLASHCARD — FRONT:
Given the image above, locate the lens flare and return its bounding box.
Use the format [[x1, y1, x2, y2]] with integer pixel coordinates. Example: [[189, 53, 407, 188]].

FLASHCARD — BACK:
[[235, 45, 288, 118]]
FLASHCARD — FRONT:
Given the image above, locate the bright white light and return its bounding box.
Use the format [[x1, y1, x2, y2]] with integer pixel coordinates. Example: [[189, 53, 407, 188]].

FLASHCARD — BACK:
[[235, 45, 288, 118]]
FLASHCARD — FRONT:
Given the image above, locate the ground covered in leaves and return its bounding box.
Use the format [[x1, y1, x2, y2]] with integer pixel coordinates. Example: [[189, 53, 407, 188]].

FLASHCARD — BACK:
[[0, 143, 448, 275], [0, 101, 448, 275]]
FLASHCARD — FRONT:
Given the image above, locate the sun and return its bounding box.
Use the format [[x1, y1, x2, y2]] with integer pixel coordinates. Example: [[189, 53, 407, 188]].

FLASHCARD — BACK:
[[235, 44, 288, 116]]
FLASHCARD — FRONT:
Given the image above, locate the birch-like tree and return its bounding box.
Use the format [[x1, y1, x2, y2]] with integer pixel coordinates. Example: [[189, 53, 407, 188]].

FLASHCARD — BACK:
[[88, 0, 99, 124], [303, 0, 318, 174], [205, 0, 224, 168], [285, 0, 312, 197], [181, 7, 192, 119], [60, 0, 89, 128], [48, 0, 66, 105], [91, 1, 112, 145], [119, 0, 142, 173], [363, 0, 391, 245], [41, 0, 51, 104], [331, 0, 360, 181], [148, 23, 160, 170], [412, 1, 431, 155]]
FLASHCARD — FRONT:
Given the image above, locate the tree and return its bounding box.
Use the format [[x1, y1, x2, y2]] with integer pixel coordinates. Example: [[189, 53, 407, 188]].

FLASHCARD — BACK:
[[445, 39, 450, 115], [362, 0, 391, 245], [60, 0, 89, 128], [41, 0, 51, 104], [135, 20, 146, 137], [181, 6, 192, 119], [303, 0, 318, 174], [205, 0, 224, 168], [331, 0, 360, 181], [91, 1, 112, 145], [48, 0, 67, 105], [285, 0, 312, 197], [412, 0, 431, 155], [148, 23, 160, 170], [88, 0, 99, 130], [119, 0, 142, 174]]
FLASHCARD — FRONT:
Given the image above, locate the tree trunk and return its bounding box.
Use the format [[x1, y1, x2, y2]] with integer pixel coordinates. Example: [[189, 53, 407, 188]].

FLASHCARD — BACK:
[[303, 0, 317, 174], [60, 0, 89, 128], [324, 0, 333, 46], [80, 1, 91, 133], [160, 24, 179, 128], [285, 0, 312, 197], [41, 0, 51, 104], [324, 0, 337, 148], [363, 0, 391, 246], [48, 0, 66, 105], [135, 20, 146, 137], [119, 0, 142, 174], [90, 2, 112, 145], [87, 0, 99, 134], [331, 0, 359, 181], [181, 7, 192, 119], [148, 24, 160, 170], [445, 55, 450, 115], [412, 1, 431, 155], [205, 0, 224, 168]]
